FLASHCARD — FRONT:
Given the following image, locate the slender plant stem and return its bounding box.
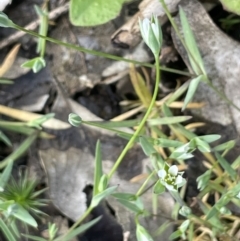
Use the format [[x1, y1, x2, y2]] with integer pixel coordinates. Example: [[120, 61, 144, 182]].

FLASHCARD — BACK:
[[13, 24, 192, 77], [39, 7, 48, 57], [136, 171, 155, 196], [62, 206, 93, 239], [108, 54, 161, 179], [0, 132, 38, 169]]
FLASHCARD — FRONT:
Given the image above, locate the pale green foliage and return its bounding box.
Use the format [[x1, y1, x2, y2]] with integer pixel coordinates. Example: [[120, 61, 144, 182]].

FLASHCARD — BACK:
[[70, 0, 128, 26]]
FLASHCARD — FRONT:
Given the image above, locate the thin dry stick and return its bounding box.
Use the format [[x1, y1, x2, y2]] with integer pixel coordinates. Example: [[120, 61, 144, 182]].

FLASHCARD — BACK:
[[0, 2, 69, 49]]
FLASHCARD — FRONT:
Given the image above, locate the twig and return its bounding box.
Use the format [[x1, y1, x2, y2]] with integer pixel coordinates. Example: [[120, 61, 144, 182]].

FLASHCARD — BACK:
[[0, 2, 69, 49]]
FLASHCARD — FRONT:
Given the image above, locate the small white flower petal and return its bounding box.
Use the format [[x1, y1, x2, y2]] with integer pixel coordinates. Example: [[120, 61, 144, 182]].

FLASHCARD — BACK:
[[158, 169, 166, 179], [175, 175, 183, 185], [142, 18, 150, 35], [169, 165, 178, 176], [165, 183, 175, 191], [176, 176, 186, 187]]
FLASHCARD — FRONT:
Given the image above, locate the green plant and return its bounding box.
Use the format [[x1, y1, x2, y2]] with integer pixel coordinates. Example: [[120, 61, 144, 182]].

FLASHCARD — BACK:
[[0, 162, 45, 240], [0, 0, 240, 240]]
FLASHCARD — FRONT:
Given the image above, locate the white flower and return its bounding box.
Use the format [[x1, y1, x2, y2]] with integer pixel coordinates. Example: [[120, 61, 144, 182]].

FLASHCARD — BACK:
[[158, 164, 186, 191], [139, 15, 162, 55]]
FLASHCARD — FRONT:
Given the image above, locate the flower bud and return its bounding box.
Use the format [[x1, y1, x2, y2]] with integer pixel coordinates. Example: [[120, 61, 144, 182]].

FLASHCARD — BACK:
[[139, 15, 162, 56]]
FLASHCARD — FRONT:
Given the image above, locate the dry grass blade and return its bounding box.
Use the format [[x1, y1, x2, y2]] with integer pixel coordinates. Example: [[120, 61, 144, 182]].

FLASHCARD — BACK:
[[0, 44, 21, 77], [185, 122, 205, 130], [0, 105, 70, 130], [129, 63, 152, 108], [168, 101, 205, 109], [111, 105, 144, 121]]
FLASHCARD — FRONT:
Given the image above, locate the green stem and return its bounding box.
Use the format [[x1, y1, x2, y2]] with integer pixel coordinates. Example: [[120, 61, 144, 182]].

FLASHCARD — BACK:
[[136, 171, 155, 196], [63, 205, 93, 237], [0, 132, 38, 169], [39, 12, 48, 57], [13, 24, 192, 77], [108, 54, 161, 179]]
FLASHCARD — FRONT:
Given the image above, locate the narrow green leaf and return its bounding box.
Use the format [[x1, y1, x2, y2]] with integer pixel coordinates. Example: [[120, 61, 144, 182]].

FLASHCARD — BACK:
[[148, 116, 192, 125], [171, 123, 196, 140], [199, 135, 221, 143], [21, 234, 46, 241], [85, 120, 140, 128], [0, 12, 14, 28], [179, 8, 205, 75], [153, 180, 165, 194], [188, 222, 194, 241], [136, 223, 154, 241], [153, 221, 171, 237], [169, 230, 182, 240], [91, 186, 117, 208], [0, 121, 53, 138], [232, 155, 240, 169], [195, 137, 211, 152], [98, 174, 108, 193], [214, 140, 235, 152], [34, 5, 46, 16], [93, 140, 103, 196], [55, 216, 101, 241], [182, 75, 203, 110], [81, 119, 137, 138], [166, 80, 190, 105], [156, 138, 183, 148], [12, 204, 38, 228], [112, 192, 136, 201], [21, 57, 46, 73], [162, 103, 174, 117], [48, 223, 58, 240], [0, 131, 12, 146], [139, 136, 156, 156], [117, 199, 142, 214], [0, 218, 17, 241], [9, 221, 20, 238], [0, 132, 38, 169], [0, 161, 13, 191], [117, 132, 135, 141], [0, 79, 14, 84], [170, 152, 194, 160], [197, 170, 212, 191], [206, 206, 219, 220], [27, 113, 55, 129], [179, 220, 190, 234], [135, 197, 144, 211], [215, 152, 237, 180]]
